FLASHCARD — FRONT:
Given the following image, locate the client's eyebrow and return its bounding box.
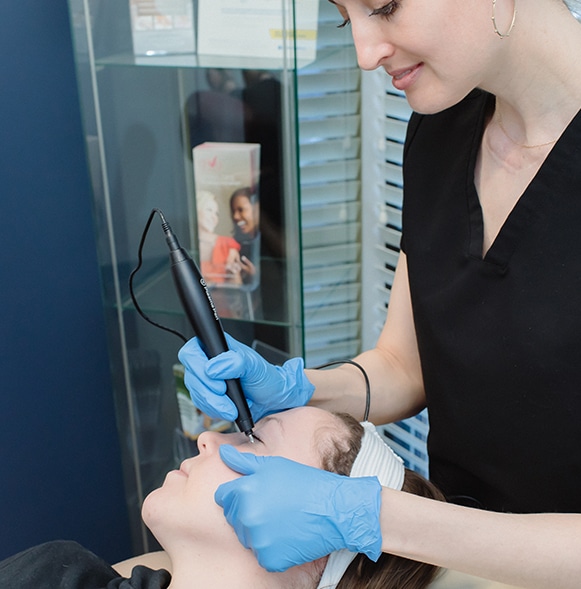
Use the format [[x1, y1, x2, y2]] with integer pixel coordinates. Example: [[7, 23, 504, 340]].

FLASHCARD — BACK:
[[257, 415, 285, 434]]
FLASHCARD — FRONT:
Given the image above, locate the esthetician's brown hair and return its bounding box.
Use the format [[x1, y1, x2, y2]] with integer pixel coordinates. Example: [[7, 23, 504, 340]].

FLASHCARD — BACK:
[[323, 413, 445, 589]]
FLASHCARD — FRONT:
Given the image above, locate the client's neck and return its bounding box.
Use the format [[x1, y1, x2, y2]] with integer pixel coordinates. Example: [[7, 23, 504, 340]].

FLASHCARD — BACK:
[[166, 544, 313, 589]]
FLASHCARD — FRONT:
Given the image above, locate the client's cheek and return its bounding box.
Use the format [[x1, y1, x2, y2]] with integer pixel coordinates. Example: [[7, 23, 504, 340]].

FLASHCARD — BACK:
[[203, 457, 244, 487]]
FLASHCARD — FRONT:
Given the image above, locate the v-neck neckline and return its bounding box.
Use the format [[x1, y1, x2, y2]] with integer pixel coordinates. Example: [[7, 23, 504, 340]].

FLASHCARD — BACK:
[[466, 94, 581, 270]]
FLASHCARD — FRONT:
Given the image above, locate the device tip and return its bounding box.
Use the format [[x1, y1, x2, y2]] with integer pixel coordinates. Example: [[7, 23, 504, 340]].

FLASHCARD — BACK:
[[246, 432, 256, 444]]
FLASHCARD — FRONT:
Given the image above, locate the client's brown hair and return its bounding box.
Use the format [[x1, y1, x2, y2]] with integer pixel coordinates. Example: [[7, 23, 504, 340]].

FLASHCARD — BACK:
[[319, 412, 445, 589]]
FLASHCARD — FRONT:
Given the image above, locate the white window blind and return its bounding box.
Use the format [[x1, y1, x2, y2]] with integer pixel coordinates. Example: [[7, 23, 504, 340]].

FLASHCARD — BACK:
[[297, 5, 428, 476], [360, 69, 429, 477], [298, 0, 362, 367]]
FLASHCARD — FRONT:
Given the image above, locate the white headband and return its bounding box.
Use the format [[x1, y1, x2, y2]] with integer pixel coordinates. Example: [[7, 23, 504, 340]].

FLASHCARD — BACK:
[[316, 422, 405, 589]]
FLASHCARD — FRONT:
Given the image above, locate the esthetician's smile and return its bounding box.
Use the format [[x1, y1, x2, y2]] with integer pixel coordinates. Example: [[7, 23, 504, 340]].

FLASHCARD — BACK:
[[389, 63, 423, 91]]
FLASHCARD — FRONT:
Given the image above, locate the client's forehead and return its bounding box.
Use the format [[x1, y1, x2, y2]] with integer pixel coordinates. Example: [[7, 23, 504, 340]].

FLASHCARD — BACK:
[[257, 407, 339, 439], [260, 406, 337, 430], [257, 407, 340, 465]]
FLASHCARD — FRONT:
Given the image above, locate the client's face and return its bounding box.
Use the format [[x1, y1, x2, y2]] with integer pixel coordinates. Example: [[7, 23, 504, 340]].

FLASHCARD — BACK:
[[142, 406, 342, 552]]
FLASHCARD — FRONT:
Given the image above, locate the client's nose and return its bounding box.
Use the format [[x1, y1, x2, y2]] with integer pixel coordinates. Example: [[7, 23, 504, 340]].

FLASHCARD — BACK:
[[197, 430, 222, 454]]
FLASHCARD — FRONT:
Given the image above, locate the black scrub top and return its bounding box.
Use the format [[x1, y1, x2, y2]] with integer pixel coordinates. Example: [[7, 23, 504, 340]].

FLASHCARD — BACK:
[[402, 89, 581, 513]]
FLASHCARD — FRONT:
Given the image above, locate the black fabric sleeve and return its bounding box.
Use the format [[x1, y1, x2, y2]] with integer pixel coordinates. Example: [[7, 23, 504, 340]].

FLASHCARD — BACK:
[[0, 541, 170, 589], [107, 565, 171, 589], [400, 110, 423, 255]]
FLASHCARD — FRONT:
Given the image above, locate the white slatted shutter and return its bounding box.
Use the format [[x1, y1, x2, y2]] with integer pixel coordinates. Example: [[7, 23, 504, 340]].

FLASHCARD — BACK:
[[360, 69, 429, 477], [298, 1, 362, 367], [297, 7, 429, 476]]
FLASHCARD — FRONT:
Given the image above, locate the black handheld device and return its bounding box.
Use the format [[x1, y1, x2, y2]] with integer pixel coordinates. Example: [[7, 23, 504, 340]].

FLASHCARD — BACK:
[[161, 217, 255, 441]]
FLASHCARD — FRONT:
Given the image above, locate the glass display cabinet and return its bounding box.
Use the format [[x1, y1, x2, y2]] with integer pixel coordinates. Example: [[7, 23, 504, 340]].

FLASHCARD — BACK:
[[67, 0, 362, 552]]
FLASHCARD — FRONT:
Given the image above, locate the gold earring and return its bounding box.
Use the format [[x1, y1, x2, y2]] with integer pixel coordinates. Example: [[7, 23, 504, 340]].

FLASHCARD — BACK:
[[491, 0, 517, 38]]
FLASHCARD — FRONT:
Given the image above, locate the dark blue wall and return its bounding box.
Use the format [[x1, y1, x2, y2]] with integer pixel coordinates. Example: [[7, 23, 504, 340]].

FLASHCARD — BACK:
[[0, 0, 132, 563]]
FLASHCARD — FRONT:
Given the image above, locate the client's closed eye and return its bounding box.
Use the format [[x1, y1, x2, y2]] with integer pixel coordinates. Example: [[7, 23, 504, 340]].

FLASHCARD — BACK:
[[251, 433, 264, 444]]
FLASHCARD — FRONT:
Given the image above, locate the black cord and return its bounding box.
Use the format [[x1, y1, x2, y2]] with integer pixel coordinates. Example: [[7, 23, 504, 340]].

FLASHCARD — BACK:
[[128, 208, 188, 343], [130, 210, 371, 420], [312, 359, 371, 421]]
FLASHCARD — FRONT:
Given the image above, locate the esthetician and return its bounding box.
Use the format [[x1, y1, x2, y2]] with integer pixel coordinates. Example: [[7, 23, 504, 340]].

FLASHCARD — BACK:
[[178, 0, 581, 587]]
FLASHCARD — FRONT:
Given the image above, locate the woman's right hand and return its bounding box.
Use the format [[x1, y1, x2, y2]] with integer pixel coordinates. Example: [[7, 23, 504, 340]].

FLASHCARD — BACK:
[[239, 255, 256, 277], [215, 446, 383, 572], [177, 334, 315, 422]]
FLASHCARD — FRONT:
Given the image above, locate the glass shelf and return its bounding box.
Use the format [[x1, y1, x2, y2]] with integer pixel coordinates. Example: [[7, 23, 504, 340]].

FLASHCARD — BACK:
[[96, 52, 316, 71], [68, 0, 362, 553], [122, 254, 292, 326]]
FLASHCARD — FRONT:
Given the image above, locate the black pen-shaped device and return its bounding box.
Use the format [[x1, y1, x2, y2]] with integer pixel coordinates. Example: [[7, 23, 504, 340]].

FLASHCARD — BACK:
[[161, 217, 256, 442]]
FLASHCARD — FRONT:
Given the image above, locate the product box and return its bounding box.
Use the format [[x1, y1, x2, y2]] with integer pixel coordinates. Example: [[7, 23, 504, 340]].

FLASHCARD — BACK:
[[193, 142, 261, 293], [174, 364, 232, 440], [129, 0, 196, 56], [196, 0, 319, 66]]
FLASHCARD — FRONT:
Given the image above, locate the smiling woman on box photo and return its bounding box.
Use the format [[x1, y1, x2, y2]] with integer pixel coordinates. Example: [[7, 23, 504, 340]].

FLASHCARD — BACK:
[[179, 1, 581, 587]]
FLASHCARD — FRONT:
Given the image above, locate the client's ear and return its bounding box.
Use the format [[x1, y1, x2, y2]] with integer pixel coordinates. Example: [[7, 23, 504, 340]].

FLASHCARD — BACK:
[[311, 555, 329, 584]]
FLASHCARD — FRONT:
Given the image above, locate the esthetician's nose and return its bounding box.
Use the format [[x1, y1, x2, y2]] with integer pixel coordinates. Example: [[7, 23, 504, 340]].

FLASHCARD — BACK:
[[351, 18, 395, 71]]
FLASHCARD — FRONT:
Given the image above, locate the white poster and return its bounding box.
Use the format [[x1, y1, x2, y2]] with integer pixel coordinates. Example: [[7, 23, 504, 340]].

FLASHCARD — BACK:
[[197, 0, 319, 66], [130, 0, 196, 55], [193, 142, 261, 293]]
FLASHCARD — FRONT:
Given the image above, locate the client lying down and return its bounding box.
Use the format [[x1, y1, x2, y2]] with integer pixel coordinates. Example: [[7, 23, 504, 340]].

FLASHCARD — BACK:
[[0, 406, 444, 589]]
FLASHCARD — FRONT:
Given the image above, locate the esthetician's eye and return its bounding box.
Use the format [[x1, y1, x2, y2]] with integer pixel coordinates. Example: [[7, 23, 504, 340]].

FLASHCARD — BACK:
[[370, 0, 401, 20], [328, 0, 350, 28]]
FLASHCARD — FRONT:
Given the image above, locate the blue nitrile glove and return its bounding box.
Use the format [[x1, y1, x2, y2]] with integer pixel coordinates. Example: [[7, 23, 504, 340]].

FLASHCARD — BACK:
[[177, 335, 315, 423], [214, 445, 383, 572]]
